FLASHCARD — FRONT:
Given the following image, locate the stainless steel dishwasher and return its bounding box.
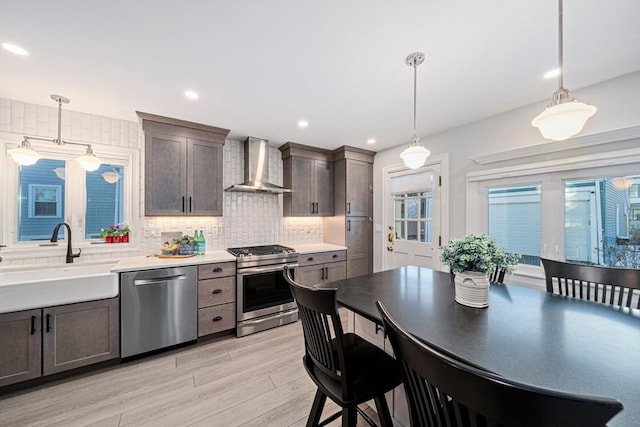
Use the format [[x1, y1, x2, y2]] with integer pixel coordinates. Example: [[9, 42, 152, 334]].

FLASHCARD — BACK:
[[120, 266, 197, 358]]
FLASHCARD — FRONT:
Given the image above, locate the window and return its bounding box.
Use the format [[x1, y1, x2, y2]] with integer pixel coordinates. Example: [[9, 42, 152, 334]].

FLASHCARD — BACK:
[[19, 159, 66, 241], [488, 185, 541, 266], [85, 164, 124, 239], [2, 141, 136, 248], [468, 148, 640, 277], [391, 170, 434, 244], [29, 185, 62, 218], [394, 192, 433, 242]]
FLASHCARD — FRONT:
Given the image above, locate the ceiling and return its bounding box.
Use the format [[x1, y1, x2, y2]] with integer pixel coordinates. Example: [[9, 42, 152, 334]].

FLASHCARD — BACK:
[[1, 1, 639, 153]]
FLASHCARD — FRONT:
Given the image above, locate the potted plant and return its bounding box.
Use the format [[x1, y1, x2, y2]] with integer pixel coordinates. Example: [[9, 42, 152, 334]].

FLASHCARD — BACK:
[[173, 235, 195, 255], [440, 233, 520, 308]]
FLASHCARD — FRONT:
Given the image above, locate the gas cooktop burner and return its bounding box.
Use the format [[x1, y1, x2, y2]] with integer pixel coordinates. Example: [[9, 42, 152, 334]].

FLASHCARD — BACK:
[[227, 244, 296, 258]]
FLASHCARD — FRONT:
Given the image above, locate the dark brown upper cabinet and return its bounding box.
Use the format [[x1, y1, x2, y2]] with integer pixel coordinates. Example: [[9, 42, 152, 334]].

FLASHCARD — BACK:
[[280, 142, 334, 217], [137, 112, 230, 216]]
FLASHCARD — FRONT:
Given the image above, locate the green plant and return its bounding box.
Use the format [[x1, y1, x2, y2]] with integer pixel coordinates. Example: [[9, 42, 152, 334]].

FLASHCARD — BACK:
[[440, 233, 521, 274], [173, 235, 195, 246]]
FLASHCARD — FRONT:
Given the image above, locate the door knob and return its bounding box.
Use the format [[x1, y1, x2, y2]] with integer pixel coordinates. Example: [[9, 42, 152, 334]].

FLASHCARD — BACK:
[[388, 233, 394, 243]]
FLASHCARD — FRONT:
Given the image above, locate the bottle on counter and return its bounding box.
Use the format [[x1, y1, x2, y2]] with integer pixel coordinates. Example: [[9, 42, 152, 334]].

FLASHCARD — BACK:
[[200, 229, 206, 255], [194, 230, 202, 255]]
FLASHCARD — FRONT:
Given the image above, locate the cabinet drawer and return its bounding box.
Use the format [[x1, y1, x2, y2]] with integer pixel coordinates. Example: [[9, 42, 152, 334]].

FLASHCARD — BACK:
[[198, 303, 235, 336], [198, 262, 236, 280], [198, 276, 236, 308], [298, 250, 347, 267]]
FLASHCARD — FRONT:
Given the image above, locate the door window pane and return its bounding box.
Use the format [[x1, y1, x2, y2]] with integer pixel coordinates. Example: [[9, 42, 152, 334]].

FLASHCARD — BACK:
[[18, 159, 66, 241], [488, 185, 541, 266], [393, 191, 433, 243], [85, 164, 125, 239]]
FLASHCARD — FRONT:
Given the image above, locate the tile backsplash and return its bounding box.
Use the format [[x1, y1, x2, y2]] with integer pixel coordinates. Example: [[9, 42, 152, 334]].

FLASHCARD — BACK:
[[1, 98, 323, 266]]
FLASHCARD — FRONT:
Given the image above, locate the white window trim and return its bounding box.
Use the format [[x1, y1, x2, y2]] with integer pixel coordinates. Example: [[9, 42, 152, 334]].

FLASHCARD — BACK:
[[466, 142, 640, 290], [1, 136, 140, 259]]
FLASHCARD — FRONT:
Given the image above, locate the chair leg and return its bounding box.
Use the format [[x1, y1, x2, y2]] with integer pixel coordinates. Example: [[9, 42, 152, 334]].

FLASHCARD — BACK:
[[374, 395, 394, 427], [342, 406, 357, 427], [306, 389, 327, 427]]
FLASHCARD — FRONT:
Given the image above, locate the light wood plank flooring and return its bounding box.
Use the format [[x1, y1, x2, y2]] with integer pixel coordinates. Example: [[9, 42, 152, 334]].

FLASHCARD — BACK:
[[0, 317, 383, 427]]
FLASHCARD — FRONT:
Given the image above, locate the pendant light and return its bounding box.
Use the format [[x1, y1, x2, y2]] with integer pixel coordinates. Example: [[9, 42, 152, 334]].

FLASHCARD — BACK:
[[8, 95, 103, 170], [8, 138, 41, 166], [531, 0, 596, 141], [400, 52, 430, 169]]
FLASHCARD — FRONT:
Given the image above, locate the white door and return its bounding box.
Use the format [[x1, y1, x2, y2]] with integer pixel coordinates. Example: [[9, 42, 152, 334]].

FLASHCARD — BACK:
[[384, 165, 441, 270]]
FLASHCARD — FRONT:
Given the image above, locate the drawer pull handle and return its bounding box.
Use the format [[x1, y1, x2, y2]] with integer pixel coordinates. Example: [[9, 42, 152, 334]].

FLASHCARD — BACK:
[[212, 267, 223, 272], [45, 314, 51, 333], [212, 316, 223, 322], [307, 257, 314, 262], [212, 289, 223, 294], [30, 315, 37, 335], [332, 254, 338, 258]]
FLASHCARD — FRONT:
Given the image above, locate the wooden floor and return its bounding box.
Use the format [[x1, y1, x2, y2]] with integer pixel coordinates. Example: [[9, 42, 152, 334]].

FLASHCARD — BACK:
[[0, 316, 383, 427]]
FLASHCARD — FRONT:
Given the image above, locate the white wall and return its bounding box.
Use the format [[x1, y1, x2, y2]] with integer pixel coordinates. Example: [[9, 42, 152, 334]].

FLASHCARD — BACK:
[[372, 71, 640, 272], [0, 99, 323, 266]]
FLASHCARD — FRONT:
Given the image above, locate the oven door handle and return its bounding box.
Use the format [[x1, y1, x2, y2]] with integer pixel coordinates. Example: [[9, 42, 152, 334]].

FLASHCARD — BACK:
[[238, 263, 298, 275]]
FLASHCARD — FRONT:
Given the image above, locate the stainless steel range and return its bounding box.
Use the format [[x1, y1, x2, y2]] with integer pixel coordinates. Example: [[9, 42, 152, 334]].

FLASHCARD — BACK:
[[228, 244, 298, 337]]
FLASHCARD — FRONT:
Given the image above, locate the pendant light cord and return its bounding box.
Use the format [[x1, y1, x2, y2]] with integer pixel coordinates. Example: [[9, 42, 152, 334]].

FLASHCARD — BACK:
[[558, 0, 564, 89], [412, 60, 418, 143]]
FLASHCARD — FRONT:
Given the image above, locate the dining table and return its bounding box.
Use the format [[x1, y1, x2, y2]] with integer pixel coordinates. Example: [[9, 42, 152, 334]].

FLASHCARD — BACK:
[[328, 265, 640, 427]]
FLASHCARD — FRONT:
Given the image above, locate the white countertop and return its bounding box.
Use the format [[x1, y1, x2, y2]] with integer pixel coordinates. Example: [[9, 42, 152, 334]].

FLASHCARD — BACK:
[[293, 243, 347, 254], [111, 250, 236, 273], [111, 244, 346, 272]]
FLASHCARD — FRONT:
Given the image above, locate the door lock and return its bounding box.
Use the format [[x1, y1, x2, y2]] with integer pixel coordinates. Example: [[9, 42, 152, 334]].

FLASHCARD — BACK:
[[387, 245, 394, 252]]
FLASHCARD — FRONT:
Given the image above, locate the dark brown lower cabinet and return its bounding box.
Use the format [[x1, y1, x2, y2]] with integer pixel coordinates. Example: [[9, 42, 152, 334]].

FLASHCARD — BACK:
[[0, 298, 120, 387], [296, 250, 347, 286], [0, 309, 41, 387]]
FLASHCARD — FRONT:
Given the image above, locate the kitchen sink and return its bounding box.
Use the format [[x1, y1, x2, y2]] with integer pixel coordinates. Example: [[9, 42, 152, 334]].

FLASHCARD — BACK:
[[0, 262, 118, 314]]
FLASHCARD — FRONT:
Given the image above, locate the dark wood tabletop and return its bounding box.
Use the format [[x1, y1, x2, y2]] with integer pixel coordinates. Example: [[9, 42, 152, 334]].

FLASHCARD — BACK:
[[328, 266, 640, 426]]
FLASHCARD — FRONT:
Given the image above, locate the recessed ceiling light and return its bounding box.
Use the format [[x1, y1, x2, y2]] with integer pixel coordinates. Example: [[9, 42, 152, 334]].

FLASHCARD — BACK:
[[544, 68, 561, 79], [367, 138, 376, 144], [298, 120, 309, 128], [184, 90, 199, 100], [1, 42, 29, 56]]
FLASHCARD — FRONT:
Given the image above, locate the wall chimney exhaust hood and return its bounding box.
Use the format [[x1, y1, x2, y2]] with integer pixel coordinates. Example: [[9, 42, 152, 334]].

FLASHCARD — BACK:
[[225, 137, 292, 194]]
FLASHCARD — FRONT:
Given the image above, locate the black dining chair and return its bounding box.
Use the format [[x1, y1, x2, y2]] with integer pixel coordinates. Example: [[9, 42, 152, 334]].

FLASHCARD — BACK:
[[541, 258, 640, 309], [488, 267, 507, 284], [283, 266, 401, 427], [376, 301, 624, 427]]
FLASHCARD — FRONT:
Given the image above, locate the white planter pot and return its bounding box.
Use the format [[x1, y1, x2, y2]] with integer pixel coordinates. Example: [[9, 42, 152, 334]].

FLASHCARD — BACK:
[[454, 271, 490, 308]]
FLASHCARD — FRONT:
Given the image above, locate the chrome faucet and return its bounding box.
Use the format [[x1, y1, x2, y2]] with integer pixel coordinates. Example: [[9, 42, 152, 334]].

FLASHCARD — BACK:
[[51, 223, 81, 263]]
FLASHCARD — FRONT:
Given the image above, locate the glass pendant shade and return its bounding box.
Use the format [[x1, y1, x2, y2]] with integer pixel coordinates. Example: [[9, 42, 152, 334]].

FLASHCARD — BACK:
[[102, 170, 120, 184], [400, 144, 431, 169], [531, 100, 596, 141], [8, 141, 41, 166], [76, 149, 101, 171]]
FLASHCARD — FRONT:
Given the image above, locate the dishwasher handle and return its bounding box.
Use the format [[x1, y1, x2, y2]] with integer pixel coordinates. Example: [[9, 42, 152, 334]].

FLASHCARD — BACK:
[[133, 274, 186, 286]]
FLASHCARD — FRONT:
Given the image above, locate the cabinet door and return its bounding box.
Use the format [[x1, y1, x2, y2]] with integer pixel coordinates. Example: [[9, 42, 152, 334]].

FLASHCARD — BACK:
[[314, 160, 334, 216], [188, 138, 223, 216], [291, 157, 314, 215], [346, 217, 372, 278], [325, 261, 347, 282], [0, 309, 41, 387], [145, 132, 188, 215], [42, 298, 120, 376], [345, 159, 372, 217], [296, 265, 324, 286]]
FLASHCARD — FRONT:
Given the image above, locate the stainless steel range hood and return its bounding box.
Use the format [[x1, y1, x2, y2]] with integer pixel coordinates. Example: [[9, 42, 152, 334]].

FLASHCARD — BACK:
[[225, 137, 292, 194]]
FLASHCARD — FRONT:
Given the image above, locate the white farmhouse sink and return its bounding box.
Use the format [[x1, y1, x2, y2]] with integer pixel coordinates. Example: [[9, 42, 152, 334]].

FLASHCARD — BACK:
[[0, 263, 118, 314]]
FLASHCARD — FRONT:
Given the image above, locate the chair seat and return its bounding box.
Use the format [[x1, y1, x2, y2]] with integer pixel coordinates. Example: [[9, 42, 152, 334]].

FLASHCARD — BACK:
[[305, 332, 401, 406]]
